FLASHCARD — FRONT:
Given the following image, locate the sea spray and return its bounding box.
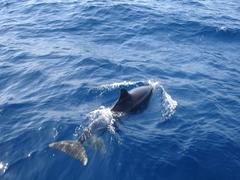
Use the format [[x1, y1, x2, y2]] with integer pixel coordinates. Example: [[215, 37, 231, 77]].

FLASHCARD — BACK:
[[0, 161, 8, 176], [99, 81, 141, 90], [88, 106, 117, 134], [148, 80, 178, 119]]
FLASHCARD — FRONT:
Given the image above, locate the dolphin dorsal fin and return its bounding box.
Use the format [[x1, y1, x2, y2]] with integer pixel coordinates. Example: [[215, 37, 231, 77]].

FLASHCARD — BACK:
[[119, 88, 130, 100]]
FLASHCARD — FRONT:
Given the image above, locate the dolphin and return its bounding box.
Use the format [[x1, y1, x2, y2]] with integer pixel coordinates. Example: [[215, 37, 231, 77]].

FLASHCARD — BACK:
[[49, 85, 153, 166]]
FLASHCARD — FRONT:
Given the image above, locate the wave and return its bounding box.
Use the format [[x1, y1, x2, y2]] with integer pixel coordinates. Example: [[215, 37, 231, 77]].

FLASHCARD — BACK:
[[192, 25, 240, 42], [4, 1, 239, 47]]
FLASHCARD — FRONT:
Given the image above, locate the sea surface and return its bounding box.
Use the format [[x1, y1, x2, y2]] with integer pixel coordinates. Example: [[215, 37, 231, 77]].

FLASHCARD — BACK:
[[0, 0, 240, 180]]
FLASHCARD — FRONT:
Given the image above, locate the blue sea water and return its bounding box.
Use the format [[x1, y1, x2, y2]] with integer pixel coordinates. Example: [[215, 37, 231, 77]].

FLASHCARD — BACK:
[[0, 0, 240, 179]]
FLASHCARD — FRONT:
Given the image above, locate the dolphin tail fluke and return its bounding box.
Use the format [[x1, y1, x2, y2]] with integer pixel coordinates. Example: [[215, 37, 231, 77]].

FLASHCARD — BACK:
[[49, 140, 88, 166]]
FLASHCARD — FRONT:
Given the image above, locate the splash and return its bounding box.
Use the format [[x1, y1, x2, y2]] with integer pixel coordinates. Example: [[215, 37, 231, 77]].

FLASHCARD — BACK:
[[88, 106, 120, 134], [0, 161, 8, 175], [161, 87, 178, 119], [99, 81, 141, 90], [147, 79, 160, 89], [147, 80, 178, 118], [52, 127, 59, 139]]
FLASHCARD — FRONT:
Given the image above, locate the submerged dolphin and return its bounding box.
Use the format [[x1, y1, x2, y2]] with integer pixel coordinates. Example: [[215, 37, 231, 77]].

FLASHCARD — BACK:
[[49, 85, 153, 166]]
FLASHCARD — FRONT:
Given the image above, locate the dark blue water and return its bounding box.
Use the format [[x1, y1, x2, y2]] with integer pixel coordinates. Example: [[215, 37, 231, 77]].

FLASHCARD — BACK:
[[1, 0, 240, 179]]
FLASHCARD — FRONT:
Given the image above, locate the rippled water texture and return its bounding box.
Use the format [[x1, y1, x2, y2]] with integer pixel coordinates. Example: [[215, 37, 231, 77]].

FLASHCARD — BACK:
[[0, 0, 240, 180]]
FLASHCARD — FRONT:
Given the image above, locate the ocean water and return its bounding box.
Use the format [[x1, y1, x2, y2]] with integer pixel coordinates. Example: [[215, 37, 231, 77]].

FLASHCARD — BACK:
[[0, 0, 240, 179]]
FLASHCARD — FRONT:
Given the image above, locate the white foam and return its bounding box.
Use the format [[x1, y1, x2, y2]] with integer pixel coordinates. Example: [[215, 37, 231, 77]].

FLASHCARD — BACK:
[[148, 79, 178, 119], [218, 26, 227, 31], [88, 106, 120, 134], [161, 87, 178, 119], [27, 153, 32, 158], [0, 162, 8, 175], [147, 79, 160, 88], [99, 81, 140, 90], [52, 127, 58, 139]]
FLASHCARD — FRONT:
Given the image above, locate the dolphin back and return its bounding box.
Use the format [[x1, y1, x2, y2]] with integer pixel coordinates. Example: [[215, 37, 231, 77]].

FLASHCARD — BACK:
[[111, 85, 153, 113], [49, 140, 88, 166]]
